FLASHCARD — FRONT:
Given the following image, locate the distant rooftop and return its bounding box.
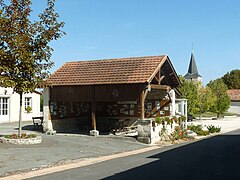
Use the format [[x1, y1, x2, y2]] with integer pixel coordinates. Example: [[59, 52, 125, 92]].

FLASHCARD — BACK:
[[227, 89, 240, 102]]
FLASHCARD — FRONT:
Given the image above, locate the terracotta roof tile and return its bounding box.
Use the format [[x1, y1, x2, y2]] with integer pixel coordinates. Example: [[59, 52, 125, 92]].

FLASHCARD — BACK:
[[46, 55, 168, 86], [227, 89, 240, 101]]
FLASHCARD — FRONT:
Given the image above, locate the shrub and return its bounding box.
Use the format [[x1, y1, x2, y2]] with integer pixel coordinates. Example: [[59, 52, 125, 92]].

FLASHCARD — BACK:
[[171, 116, 178, 123], [170, 126, 194, 142], [155, 117, 163, 125], [165, 116, 171, 125], [187, 124, 210, 136], [207, 125, 221, 133]]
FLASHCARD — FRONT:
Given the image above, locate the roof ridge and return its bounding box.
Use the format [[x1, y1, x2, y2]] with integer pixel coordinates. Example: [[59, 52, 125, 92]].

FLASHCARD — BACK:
[[66, 55, 167, 64]]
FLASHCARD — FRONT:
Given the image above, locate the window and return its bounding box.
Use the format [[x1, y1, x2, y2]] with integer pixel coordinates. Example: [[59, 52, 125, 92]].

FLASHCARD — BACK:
[[0, 98, 9, 115], [25, 97, 32, 112]]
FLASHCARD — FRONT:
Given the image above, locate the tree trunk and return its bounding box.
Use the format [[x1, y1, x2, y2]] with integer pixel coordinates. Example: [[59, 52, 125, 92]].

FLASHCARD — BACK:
[[18, 92, 23, 137]]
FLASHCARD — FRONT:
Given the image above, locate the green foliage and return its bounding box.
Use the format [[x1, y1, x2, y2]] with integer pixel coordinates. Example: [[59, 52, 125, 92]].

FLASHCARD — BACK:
[[196, 86, 217, 119], [187, 124, 210, 136], [170, 126, 194, 142], [0, 0, 65, 94], [178, 76, 199, 114], [181, 115, 186, 121], [188, 124, 221, 136], [222, 69, 240, 89], [155, 117, 163, 125], [207, 125, 221, 133], [165, 116, 171, 125], [0, 0, 64, 136], [25, 106, 32, 113], [207, 79, 231, 118], [171, 116, 177, 123], [188, 124, 203, 132]]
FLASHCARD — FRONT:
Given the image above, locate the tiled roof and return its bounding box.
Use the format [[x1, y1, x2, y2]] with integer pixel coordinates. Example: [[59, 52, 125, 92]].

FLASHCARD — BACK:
[[46, 55, 172, 86], [227, 89, 240, 101]]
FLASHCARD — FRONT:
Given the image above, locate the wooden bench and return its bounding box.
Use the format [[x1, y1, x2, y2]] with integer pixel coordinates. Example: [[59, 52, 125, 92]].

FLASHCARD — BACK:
[[32, 116, 43, 131]]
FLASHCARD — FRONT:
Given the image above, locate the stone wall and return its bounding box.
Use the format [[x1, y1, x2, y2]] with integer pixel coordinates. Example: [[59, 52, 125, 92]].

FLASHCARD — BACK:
[[137, 118, 162, 144], [137, 118, 177, 144]]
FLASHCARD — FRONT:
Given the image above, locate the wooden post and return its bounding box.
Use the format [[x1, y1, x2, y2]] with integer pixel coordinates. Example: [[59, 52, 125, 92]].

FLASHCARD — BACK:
[[92, 86, 96, 130], [140, 90, 145, 119], [158, 68, 161, 85]]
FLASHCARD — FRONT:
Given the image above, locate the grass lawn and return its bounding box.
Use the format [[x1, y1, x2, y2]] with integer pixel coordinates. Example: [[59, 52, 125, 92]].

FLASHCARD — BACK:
[[193, 111, 236, 118]]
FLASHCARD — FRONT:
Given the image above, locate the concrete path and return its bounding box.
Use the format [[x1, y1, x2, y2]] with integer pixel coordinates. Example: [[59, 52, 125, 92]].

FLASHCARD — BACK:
[[190, 116, 240, 133]]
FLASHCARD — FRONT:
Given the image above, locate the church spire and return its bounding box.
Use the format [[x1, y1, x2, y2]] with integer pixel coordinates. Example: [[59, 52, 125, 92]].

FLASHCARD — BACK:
[[184, 52, 202, 81]]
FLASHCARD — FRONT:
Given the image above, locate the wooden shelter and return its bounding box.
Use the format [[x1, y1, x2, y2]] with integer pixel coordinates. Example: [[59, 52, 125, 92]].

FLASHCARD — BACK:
[[44, 55, 180, 133]]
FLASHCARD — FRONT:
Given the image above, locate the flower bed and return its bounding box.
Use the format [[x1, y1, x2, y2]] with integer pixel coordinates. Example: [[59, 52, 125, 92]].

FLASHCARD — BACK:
[[0, 133, 42, 145]]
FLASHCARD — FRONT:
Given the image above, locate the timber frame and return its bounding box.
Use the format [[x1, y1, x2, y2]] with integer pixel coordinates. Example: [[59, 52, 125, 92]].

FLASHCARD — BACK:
[[45, 55, 181, 132]]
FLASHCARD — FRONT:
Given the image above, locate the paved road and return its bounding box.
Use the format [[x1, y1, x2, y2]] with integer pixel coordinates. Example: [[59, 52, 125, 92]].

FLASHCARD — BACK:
[[30, 129, 240, 180]]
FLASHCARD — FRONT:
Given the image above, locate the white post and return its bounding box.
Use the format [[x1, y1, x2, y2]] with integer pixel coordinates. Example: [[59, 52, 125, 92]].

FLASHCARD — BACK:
[[184, 100, 188, 129], [181, 100, 184, 116], [180, 100, 187, 129], [43, 87, 53, 132], [170, 89, 176, 116]]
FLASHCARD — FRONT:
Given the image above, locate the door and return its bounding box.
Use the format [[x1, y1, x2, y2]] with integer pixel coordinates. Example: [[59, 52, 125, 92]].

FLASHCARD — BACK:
[[0, 97, 9, 122]]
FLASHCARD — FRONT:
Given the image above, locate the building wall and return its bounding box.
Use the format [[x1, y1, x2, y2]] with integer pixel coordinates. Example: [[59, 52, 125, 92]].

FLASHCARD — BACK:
[[0, 87, 41, 123], [228, 102, 240, 115]]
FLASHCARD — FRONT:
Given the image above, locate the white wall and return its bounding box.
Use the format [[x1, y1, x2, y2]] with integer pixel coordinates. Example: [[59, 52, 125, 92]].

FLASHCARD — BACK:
[[0, 87, 41, 122]]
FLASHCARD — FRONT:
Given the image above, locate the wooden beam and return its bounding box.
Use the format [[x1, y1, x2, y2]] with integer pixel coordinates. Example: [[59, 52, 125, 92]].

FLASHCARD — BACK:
[[150, 84, 171, 91], [159, 75, 165, 83], [91, 86, 96, 130], [140, 90, 145, 119], [154, 76, 159, 83], [158, 69, 161, 84]]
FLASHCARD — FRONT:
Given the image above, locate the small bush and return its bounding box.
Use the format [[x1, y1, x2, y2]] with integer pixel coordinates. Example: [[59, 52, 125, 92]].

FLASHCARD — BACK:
[[165, 116, 171, 125], [187, 124, 210, 136], [170, 126, 194, 142], [155, 117, 163, 125], [188, 124, 203, 132], [195, 130, 210, 136], [207, 125, 221, 133]]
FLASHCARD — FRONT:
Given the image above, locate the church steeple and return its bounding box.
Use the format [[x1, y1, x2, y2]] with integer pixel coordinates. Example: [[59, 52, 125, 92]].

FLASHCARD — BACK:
[[184, 52, 202, 81]]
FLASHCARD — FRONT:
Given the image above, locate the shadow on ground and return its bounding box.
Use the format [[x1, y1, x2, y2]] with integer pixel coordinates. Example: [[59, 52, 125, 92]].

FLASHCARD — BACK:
[[104, 130, 240, 180]]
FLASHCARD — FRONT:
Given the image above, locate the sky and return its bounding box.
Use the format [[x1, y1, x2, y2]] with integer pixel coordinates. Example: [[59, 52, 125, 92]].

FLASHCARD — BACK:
[[32, 0, 240, 85]]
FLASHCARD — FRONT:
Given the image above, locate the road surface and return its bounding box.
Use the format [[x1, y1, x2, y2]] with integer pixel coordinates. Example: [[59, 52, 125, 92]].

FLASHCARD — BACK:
[[30, 129, 240, 180]]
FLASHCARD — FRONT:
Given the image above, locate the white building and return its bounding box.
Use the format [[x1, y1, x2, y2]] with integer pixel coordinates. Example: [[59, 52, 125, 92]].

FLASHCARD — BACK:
[[0, 87, 41, 123]]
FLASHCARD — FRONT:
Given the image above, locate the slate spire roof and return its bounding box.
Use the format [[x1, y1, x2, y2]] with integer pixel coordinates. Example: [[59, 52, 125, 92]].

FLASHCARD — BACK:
[[184, 52, 202, 79]]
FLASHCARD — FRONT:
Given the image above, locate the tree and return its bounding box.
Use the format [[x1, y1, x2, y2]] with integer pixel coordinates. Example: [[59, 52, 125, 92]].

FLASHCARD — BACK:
[[222, 69, 240, 89], [195, 86, 216, 120], [0, 0, 64, 136], [178, 76, 199, 114], [207, 79, 230, 118]]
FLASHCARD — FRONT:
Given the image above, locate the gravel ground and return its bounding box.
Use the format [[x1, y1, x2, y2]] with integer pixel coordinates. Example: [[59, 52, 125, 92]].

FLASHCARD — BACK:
[[0, 121, 147, 177]]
